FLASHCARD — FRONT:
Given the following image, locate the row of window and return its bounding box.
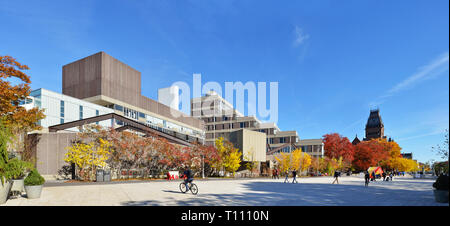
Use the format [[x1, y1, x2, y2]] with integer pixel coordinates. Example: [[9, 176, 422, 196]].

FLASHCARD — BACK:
[[59, 101, 101, 124], [109, 104, 203, 137]]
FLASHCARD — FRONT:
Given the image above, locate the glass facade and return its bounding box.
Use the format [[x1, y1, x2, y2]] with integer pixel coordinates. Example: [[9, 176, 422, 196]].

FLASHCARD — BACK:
[[60, 100, 65, 118], [79, 105, 83, 120]]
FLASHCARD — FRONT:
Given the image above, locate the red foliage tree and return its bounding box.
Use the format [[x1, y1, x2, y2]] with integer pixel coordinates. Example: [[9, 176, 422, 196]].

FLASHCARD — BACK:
[[352, 139, 389, 171], [322, 133, 355, 163]]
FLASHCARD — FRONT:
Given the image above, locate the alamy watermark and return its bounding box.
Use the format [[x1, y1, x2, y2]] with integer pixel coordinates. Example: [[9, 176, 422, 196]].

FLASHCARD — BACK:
[[168, 73, 278, 124]]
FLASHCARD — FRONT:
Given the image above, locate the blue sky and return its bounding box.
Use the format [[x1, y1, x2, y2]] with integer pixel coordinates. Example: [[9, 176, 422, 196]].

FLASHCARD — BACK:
[[1, 0, 448, 163]]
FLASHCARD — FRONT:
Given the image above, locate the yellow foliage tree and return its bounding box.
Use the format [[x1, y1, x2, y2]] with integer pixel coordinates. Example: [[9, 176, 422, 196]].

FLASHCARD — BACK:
[[275, 149, 312, 174], [397, 158, 419, 172], [299, 152, 312, 172], [214, 137, 242, 175], [65, 138, 111, 181], [275, 152, 292, 173]]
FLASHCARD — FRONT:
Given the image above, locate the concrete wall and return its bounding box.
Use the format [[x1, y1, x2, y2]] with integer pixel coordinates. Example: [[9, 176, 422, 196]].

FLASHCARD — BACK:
[[228, 129, 266, 162], [31, 132, 77, 178]]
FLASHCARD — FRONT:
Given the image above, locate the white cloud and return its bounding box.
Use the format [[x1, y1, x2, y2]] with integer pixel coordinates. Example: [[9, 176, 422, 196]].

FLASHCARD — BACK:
[[369, 51, 449, 108], [293, 26, 309, 47], [384, 52, 449, 97]]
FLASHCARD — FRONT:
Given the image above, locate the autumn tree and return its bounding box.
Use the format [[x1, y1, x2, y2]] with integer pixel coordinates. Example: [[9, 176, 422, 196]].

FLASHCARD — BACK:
[[0, 56, 45, 160], [275, 152, 292, 175], [215, 137, 242, 176], [275, 149, 312, 175], [376, 138, 402, 171], [64, 138, 111, 181], [323, 133, 355, 164], [352, 139, 389, 171]]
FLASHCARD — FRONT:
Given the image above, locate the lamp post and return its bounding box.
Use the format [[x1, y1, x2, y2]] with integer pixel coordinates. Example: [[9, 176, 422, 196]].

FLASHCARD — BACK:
[[201, 154, 205, 179]]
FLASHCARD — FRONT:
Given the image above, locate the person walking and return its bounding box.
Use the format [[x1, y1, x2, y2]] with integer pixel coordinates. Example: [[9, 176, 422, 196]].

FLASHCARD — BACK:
[[371, 171, 376, 182], [284, 170, 290, 183], [332, 170, 340, 184], [275, 169, 279, 179], [292, 170, 298, 183], [364, 171, 370, 187], [389, 172, 393, 181], [382, 172, 387, 181]]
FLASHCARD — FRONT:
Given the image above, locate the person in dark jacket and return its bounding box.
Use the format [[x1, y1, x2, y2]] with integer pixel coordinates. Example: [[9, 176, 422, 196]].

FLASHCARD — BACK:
[[332, 171, 340, 184], [371, 171, 376, 181], [364, 171, 370, 187], [183, 166, 194, 191], [382, 172, 387, 181], [292, 170, 298, 183]]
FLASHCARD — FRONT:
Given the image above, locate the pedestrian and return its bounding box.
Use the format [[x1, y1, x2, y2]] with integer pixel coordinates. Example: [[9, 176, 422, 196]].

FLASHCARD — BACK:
[[272, 169, 276, 179], [371, 171, 376, 182], [382, 172, 386, 181], [364, 171, 370, 187], [284, 170, 289, 183], [332, 170, 340, 184], [292, 170, 298, 183], [389, 172, 393, 181], [276, 169, 279, 179]]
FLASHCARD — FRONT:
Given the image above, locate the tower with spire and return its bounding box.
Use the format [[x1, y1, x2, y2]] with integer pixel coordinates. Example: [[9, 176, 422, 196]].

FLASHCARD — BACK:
[[352, 134, 361, 145], [363, 108, 386, 141]]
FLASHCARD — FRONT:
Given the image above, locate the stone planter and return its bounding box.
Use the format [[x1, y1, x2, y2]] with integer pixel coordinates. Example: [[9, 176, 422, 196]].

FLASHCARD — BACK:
[[433, 189, 449, 203], [24, 185, 43, 199], [11, 178, 25, 195], [0, 180, 12, 204]]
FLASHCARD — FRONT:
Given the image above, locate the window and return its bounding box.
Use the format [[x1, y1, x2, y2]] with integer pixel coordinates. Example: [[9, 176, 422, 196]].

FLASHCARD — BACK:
[[114, 104, 123, 112], [96, 110, 99, 125], [60, 118, 64, 124], [124, 107, 138, 120], [280, 137, 286, 143], [79, 106, 83, 120], [269, 138, 274, 144], [139, 112, 145, 119], [240, 122, 245, 128], [60, 100, 64, 118]]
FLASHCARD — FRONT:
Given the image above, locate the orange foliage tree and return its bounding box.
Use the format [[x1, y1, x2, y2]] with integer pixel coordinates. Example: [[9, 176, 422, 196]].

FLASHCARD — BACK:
[[0, 56, 45, 160]]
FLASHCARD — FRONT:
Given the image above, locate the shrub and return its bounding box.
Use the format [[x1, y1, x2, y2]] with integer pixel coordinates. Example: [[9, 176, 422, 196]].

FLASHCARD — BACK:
[[24, 169, 45, 186], [0, 121, 11, 185], [6, 158, 34, 179], [433, 174, 449, 190]]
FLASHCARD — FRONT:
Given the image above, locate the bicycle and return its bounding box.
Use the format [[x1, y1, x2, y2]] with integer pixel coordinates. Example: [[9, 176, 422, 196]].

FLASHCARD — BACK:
[[179, 180, 198, 195]]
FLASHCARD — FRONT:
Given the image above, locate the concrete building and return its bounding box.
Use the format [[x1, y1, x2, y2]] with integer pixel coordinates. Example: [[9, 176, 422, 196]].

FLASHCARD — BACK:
[[191, 91, 300, 152], [190, 90, 324, 159], [227, 129, 267, 162], [295, 139, 325, 158], [22, 52, 207, 178], [61, 51, 205, 140]]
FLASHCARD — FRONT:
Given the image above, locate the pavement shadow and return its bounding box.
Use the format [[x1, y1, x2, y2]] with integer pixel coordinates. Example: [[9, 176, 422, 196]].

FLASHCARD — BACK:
[[120, 178, 443, 206]]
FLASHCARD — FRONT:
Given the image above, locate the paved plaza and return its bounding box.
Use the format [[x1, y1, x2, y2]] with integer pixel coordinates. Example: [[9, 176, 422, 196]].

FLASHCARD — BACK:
[[1, 175, 447, 206]]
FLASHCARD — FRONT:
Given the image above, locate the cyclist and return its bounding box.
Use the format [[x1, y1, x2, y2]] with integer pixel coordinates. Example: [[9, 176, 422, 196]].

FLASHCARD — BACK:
[[182, 166, 194, 191]]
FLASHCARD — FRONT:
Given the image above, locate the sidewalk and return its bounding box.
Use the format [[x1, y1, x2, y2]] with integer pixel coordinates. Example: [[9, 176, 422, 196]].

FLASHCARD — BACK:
[[1, 176, 446, 206]]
